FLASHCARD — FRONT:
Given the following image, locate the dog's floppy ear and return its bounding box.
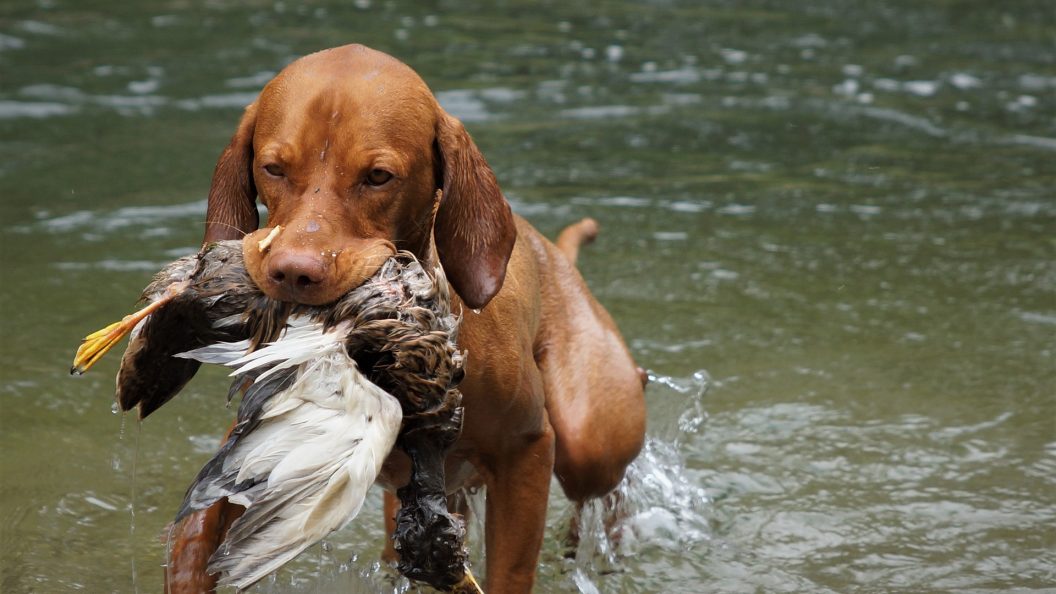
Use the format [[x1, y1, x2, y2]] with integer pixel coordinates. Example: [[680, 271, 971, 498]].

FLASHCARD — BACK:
[[434, 110, 517, 310], [203, 103, 258, 244]]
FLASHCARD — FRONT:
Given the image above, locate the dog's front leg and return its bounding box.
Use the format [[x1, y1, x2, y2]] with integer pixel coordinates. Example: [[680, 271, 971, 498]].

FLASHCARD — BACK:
[[164, 499, 243, 593], [482, 421, 555, 593], [164, 421, 244, 593]]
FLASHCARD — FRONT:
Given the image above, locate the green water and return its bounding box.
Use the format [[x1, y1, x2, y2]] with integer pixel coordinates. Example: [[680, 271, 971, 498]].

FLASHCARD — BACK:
[[1, 1, 1054, 592]]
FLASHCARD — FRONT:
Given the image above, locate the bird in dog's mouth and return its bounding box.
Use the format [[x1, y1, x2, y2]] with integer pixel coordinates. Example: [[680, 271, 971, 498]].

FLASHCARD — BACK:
[[72, 238, 482, 593]]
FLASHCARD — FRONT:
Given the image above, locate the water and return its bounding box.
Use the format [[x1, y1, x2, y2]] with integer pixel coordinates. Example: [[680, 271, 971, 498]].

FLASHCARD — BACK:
[[1, 0, 1054, 592]]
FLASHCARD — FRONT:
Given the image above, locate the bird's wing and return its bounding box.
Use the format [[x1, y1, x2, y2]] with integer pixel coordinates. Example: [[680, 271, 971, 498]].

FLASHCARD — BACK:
[[174, 317, 401, 590], [208, 353, 402, 589]]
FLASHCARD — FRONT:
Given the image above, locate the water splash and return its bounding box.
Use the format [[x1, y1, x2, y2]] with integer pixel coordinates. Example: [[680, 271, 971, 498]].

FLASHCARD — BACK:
[[669, 370, 711, 442], [564, 370, 713, 592]]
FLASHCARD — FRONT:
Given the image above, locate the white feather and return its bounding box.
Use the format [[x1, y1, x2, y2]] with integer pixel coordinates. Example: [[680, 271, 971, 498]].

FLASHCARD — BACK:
[[175, 339, 252, 365], [229, 317, 352, 382], [179, 315, 403, 590]]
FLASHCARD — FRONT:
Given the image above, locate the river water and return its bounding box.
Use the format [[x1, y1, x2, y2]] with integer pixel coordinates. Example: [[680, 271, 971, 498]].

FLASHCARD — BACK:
[[1, 1, 1054, 592]]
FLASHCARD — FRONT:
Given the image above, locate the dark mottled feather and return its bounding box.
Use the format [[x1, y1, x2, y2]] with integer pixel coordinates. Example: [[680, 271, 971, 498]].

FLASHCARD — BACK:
[[116, 242, 262, 418]]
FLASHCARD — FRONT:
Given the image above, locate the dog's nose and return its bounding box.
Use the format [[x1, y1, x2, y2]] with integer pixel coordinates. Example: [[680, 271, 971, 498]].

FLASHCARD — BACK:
[[267, 251, 328, 296]]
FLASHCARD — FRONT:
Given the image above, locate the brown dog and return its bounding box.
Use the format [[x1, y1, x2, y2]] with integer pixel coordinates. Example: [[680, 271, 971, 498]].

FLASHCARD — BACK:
[[168, 44, 645, 593]]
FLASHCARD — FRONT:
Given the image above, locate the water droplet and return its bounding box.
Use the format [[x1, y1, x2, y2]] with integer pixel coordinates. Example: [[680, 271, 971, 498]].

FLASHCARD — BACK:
[[471, 308, 481, 315], [111, 402, 120, 414]]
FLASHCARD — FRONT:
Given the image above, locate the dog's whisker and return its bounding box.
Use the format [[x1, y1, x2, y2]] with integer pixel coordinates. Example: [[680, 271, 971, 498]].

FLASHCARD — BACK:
[[201, 219, 252, 239]]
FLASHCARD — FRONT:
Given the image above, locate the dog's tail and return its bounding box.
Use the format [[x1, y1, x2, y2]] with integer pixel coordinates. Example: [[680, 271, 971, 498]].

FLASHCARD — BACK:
[[555, 217, 599, 265]]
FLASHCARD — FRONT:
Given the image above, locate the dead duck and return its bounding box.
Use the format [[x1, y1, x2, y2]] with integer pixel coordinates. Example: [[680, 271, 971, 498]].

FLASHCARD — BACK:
[[72, 240, 480, 593]]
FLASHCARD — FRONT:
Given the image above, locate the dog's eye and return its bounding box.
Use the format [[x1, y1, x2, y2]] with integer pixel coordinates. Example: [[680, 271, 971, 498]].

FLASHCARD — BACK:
[[366, 169, 393, 187], [263, 163, 284, 177]]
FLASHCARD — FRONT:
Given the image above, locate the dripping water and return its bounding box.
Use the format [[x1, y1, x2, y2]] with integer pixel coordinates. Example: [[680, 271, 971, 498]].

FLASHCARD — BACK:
[[112, 406, 142, 593], [164, 522, 176, 594], [129, 420, 142, 593], [316, 540, 335, 585], [110, 405, 126, 472]]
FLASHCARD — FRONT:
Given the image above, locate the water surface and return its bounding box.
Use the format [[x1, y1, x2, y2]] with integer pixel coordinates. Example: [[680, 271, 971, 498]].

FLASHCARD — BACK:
[[1, 1, 1054, 592]]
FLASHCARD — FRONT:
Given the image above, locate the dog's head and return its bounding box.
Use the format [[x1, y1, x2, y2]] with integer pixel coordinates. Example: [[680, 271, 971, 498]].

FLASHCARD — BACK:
[[203, 44, 516, 309]]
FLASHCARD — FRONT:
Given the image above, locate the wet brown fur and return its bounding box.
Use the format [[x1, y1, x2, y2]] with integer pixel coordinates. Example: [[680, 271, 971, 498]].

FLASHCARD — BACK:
[[172, 44, 646, 593]]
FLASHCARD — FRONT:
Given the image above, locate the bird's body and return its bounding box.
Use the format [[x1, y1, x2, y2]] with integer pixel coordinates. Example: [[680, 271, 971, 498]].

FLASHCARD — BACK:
[[72, 240, 476, 592]]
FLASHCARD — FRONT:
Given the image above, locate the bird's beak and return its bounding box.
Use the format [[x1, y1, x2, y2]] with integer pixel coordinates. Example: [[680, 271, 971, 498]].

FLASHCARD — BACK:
[[70, 292, 175, 375], [451, 568, 484, 594]]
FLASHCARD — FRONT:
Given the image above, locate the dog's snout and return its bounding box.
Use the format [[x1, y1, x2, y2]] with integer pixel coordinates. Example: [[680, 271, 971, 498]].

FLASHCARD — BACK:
[[267, 250, 328, 296]]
